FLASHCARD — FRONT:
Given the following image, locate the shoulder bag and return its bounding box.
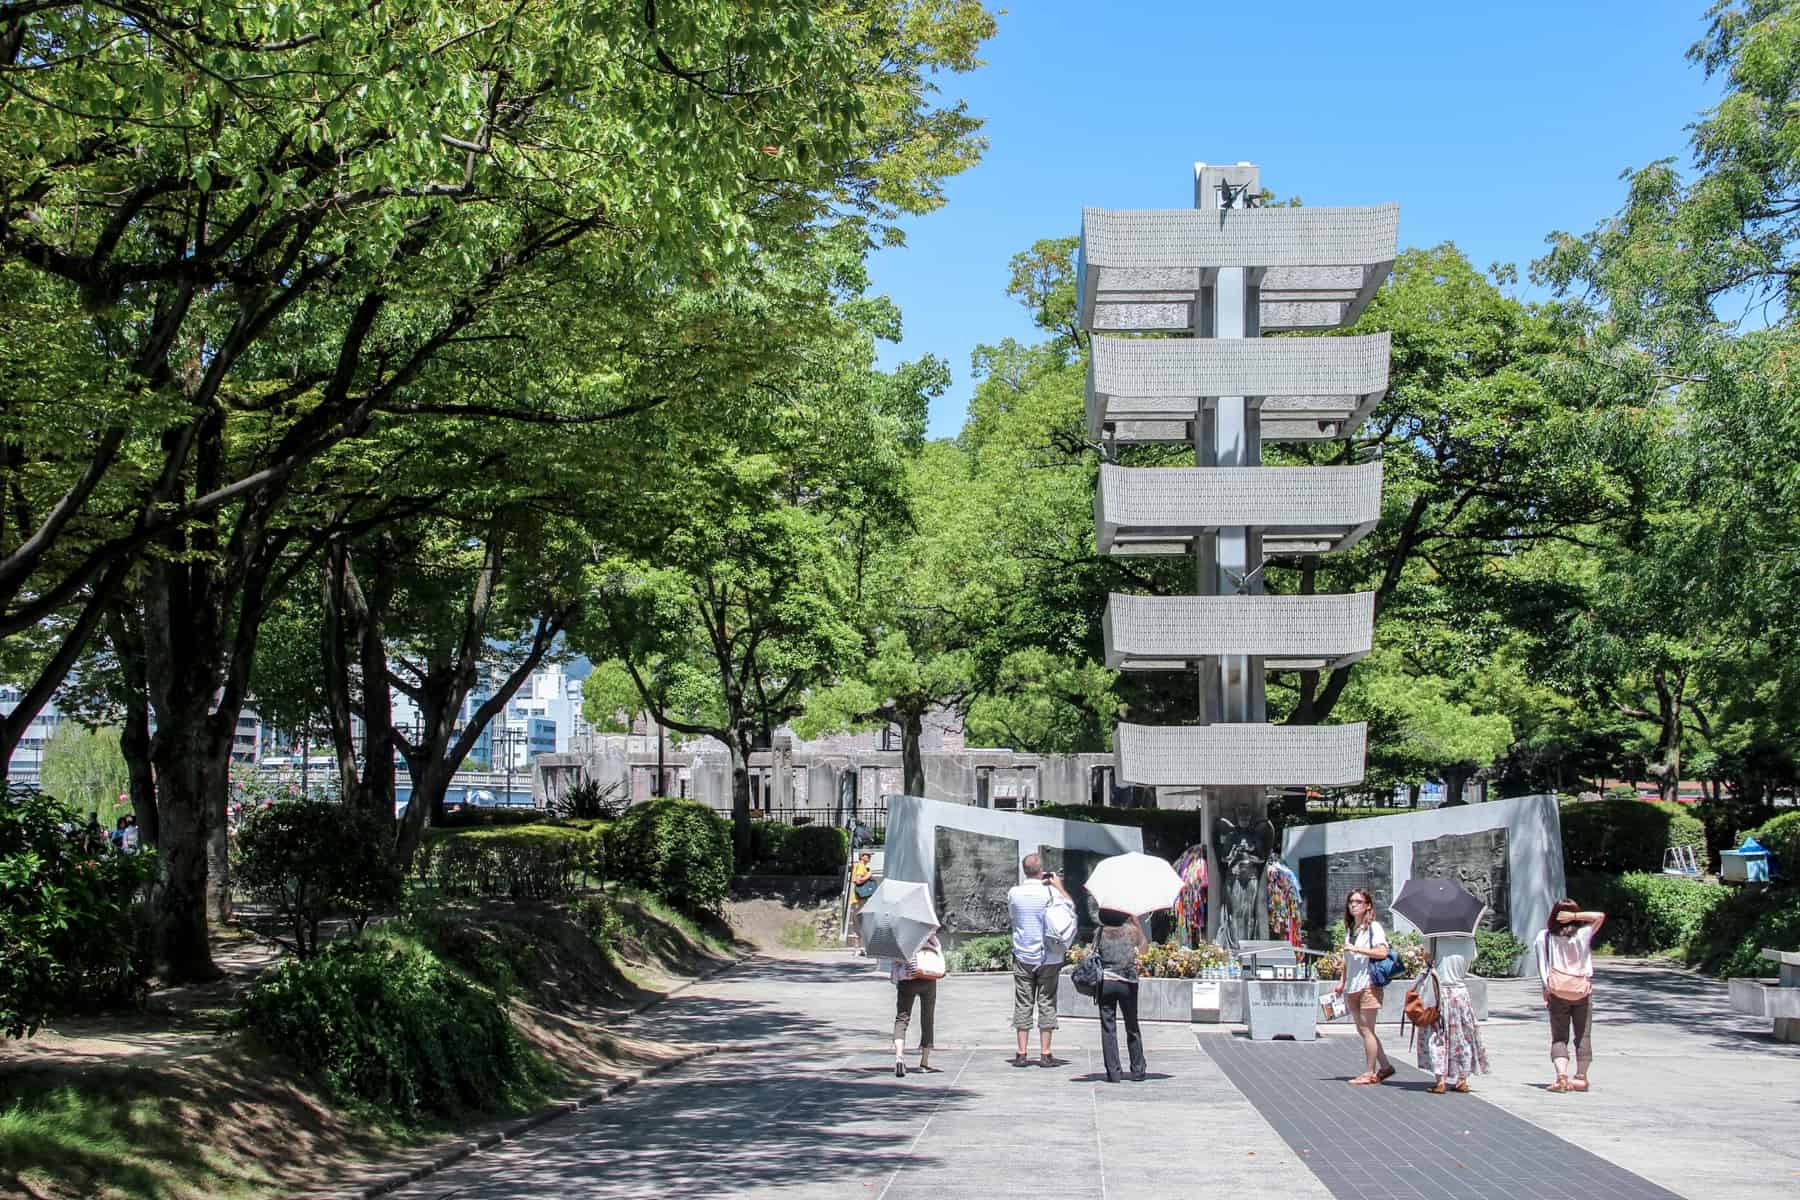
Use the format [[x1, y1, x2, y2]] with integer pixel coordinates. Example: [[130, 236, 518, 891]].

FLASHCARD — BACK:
[[912, 942, 946, 980], [1363, 925, 1403, 988], [1071, 940, 1104, 997]]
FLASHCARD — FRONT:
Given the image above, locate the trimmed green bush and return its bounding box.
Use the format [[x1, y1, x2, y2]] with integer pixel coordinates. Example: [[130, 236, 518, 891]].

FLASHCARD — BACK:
[[1031, 804, 1205, 861], [749, 819, 791, 872], [1560, 798, 1705, 874], [435, 806, 544, 830], [779, 825, 849, 875], [1743, 810, 1800, 874], [235, 801, 404, 956], [415, 823, 601, 901], [1685, 883, 1800, 979], [238, 935, 540, 1119], [945, 934, 1013, 973], [604, 799, 732, 913], [1473, 929, 1530, 977], [1564, 870, 1727, 956], [1, 785, 156, 1038]]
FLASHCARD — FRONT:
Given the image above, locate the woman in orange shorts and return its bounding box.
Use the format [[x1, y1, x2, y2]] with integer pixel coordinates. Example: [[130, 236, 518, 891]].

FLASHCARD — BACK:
[[1334, 888, 1395, 1085]]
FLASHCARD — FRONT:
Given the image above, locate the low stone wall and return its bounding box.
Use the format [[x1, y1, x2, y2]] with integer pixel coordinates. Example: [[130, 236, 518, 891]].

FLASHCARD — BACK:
[[1056, 974, 1489, 1025]]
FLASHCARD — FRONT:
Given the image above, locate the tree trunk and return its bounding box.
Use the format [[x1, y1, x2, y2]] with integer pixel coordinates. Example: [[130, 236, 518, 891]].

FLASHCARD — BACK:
[[901, 708, 926, 798], [395, 756, 455, 867], [148, 710, 232, 981]]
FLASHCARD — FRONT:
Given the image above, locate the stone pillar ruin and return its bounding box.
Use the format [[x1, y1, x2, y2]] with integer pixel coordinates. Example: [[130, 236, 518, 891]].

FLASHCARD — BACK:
[[1081, 162, 1398, 947]]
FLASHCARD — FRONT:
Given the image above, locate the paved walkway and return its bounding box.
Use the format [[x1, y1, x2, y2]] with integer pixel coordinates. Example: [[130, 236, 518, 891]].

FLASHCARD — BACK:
[[385, 955, 1800, 1200]]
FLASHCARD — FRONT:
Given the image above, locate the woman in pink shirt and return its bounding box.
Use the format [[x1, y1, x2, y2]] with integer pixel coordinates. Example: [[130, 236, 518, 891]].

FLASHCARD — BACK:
[[1535, 898, 1606, 1094]]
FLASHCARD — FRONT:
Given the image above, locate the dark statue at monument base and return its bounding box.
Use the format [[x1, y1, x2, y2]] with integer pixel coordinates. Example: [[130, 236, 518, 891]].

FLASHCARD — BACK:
[[1298, 846, 1394, 943], [1213, 815, 1276, 950], [1411, 829, 1510, 931], [933, 827, 1018, 935]]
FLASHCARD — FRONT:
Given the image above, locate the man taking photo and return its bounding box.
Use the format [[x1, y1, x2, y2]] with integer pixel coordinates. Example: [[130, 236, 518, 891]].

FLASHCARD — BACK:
[[1007, 853, 1077, 1067]]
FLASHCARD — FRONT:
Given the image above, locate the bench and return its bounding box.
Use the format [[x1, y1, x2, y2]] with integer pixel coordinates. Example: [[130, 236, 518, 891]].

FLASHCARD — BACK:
[[1727, 949, 1800, 1043]]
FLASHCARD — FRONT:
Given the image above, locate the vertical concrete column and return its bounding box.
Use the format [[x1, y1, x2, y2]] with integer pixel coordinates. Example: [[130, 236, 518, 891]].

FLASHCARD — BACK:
[[1194, 162, 1270, 941]]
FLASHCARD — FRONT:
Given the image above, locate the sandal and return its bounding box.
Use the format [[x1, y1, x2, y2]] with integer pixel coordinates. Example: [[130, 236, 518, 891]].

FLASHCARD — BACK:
[[1453, 1080, 1471, 1093], [1375, 1065, 1396, 1083], [1570, 1076, 1589, 1092], [1348, 1073, 1380, 1085], [1427, 1082, 1447, 1094], [1547, 1074, 1571, 1093]]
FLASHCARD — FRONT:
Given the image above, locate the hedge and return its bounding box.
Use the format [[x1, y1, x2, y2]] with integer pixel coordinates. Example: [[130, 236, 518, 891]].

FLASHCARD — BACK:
[[1685, 883, 1800, 979], [1743, 810, 1800, 874], [1559, 798, 1705, 874], [604, 799, 732, 913], [1564, 870, 1727, 956], [746, 821, 848, 875], [415, 823, 601, 900], [435, 806, 545, 830], [1032, 804, 1205, 861], [238, 934, 541, 1120]]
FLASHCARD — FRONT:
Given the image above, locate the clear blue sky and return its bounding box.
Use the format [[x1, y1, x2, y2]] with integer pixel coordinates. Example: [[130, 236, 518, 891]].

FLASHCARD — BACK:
[[868, 1, 1726, 439]]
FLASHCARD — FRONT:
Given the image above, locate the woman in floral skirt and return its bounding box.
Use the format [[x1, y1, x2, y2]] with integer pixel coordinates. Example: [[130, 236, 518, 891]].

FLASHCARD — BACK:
[[1418, 933, 1490, 1093]]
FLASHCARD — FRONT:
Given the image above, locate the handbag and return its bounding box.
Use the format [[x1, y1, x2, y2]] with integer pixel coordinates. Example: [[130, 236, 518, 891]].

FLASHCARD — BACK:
[[1357, 925, 1402, 988], [1543, 933, 1592, 1001], [1071, 943, 1104, 997], [912, 943, 946, 980], [1403, 968, 1441, 1031]]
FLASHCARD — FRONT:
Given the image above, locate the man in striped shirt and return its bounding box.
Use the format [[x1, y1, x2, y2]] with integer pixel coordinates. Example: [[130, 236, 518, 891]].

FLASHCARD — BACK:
[[1008, 853, 1074, 1067]]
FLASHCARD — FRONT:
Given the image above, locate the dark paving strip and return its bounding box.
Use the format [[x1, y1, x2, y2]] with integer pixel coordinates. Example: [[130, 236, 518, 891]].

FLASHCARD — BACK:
[[1200, 1033, 1686, 1200]]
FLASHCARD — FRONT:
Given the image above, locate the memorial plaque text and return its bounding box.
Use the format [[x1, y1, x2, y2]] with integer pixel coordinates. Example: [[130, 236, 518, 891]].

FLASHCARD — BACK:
[[1411, 829, 1510, 931], [933, 828, 1020, 935], [1298, 847, 1394, 941]]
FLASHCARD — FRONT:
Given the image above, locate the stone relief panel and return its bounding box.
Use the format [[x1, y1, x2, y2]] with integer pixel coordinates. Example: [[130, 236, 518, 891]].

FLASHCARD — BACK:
[[933, 827, 1020, 935], [1298, 846, 1394, 943], [1411, 829, 1510, 931]]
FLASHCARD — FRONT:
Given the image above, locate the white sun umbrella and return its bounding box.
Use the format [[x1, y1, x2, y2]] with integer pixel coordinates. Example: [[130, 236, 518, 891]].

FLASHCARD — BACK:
[[859, 879, 940, 961], [1084, 851, 1184, 917]]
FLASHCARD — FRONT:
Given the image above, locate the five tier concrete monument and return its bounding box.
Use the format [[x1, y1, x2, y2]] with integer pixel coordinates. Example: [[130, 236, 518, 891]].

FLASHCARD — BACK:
[[1081, 162, 1398, 948]]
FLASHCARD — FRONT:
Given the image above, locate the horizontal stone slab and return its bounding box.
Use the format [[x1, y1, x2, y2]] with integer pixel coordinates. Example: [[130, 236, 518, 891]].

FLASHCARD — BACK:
[[1114, 722, 1367, 788], [1730, 977, 1800, 1019], [1086, 333, 1390, 443], [1078, 205, 1399, 332], [1095, 460, 1383, 557], [1104, 592, 1374, 672]]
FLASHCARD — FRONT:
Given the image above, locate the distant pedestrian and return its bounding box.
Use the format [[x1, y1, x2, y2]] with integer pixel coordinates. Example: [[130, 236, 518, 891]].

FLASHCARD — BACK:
[[849, 852, 876, 950], [1093, 907, 1148, 1083], [1006, 853, 1076, 1068], [1417, 934, 1490, 1093], [1334, 888, 1395, 1085], [110, 816, 128, 852], [890, 931, 943, 1077], [1536, 898, 1606, 1094], [120, 814, 140, 854]]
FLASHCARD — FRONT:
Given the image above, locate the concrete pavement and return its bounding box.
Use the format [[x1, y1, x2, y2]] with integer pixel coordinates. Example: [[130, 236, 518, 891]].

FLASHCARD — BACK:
[[382, 954, 1800, 1200]]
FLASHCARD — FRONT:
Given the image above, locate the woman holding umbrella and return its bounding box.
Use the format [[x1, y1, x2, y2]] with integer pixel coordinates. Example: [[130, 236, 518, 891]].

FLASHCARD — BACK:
[[1082, 851, 1184, 1083], [1391, 877, 1494, 1094], [890, 930, 943, 1077], [859, 879, 946, 1078]]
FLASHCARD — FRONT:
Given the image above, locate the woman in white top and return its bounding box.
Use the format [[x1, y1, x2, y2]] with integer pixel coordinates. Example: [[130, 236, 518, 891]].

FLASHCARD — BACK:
[[1536, 898, 1605, 1093], [890, 932, 943, 1077], [1416, 934, 1491, 1093], [1333, 889, 1395, 1085]]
